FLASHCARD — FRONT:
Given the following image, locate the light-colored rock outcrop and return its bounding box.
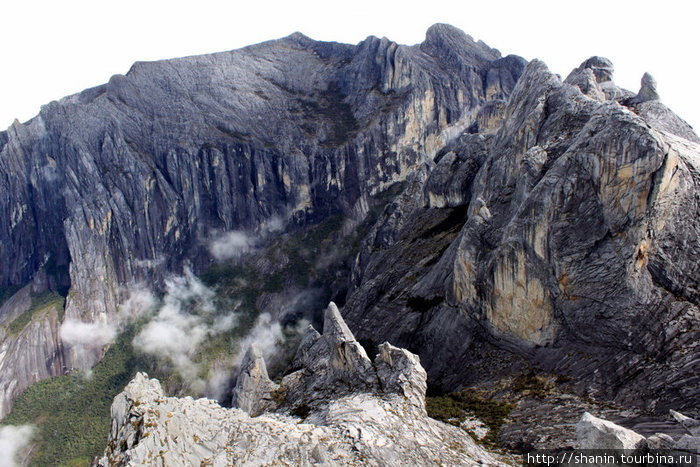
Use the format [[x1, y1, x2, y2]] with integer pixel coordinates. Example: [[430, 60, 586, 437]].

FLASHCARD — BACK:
[[230, 344, 279, 417], [100, 303, 506, 466], [669, 410, 700, 455], [670, 409, 700, 436], [631, 72, 660, 103], [576, 412, 647, 450], [574, 410, 700, 459]]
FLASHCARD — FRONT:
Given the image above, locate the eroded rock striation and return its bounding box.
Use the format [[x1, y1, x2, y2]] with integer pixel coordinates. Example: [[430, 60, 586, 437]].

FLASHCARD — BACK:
[[100, 303, 504, 466], [0, 23, 525, 415], [343, 54, 700, 417]]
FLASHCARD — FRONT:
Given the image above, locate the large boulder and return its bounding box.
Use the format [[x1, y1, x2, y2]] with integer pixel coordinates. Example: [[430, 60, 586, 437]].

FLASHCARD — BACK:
[[576, 412, 647, 450]]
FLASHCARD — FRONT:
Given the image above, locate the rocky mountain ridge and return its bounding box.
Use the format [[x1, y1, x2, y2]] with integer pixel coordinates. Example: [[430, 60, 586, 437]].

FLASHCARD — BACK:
[[100, 303, 507, 466], [343, 54, 700, 413]]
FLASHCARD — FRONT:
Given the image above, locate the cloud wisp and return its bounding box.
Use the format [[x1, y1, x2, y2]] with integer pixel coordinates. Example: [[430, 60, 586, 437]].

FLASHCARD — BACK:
[[207, 215, 286, 261], [59, 286, 156, 349], [0, 424, 35, 467], [132, 269, 236, 394]]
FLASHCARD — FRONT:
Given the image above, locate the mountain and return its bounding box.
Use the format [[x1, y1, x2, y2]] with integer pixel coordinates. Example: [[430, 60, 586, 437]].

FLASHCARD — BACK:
[[0, 23, 698, 464], [0, 22, 524, 418]]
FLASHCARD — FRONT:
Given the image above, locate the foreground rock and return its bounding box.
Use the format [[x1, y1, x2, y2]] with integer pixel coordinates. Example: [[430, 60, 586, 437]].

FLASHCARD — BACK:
[[100, 303, 504, 466], [575, 411, 700, 456], [576, 412, 647, 450]]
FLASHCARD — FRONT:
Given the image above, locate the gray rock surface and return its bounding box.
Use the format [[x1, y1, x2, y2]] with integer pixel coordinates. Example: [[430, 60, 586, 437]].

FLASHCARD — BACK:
[[564, 56, 635, 102], [1, 23, 698, 458], [0, 25, 525, 416], [280, 302, 379, 412], [343, 55, 700, 422], [670, 409, 700, 436], [0, 24, 525, 415], [375, 342, 428, 412], [576, 412, 647, 449], [0, 275, 66, 418], [230, 344, 279, 416], [674, 434, 700, 453], [99, 304, 506, 466], [646, 432, 675, 449], [631, 72, 660, 103]]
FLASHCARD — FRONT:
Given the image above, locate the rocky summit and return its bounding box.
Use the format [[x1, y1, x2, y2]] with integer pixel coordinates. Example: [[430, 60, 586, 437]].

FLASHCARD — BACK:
[[99, 303, 506, 466], [0, 22, 699, 465]]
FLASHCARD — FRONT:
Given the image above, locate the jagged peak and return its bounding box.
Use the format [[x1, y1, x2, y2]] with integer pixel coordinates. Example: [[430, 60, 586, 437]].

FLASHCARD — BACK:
[[239, 344, 269, 380], [321, 302, 355, 343], [571, 56, 615, 83], [235, 303, 427, 416], [292, 324, 321, 368], [123, 372, 165, 401], [631, 72, 660, 103], [232, 344, 278, 416], [564, 56, 636, 102], [375, 342, 427, 411], [421, 23, 501, 63]]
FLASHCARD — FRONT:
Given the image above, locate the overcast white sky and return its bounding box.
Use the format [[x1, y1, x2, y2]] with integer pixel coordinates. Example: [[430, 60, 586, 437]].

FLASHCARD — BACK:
[[2, 0, 698, 132]]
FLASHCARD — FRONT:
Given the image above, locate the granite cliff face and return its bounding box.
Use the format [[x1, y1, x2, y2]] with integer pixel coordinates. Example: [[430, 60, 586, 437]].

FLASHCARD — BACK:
[[344, 55, 700, 414], [0, 24, 524, 416], [0, 23, 699, 459]]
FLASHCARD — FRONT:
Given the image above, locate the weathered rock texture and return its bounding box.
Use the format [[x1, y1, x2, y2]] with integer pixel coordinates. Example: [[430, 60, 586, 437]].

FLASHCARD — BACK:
[[343, 55, 700, 418], [100, 304, 504, 466], [576, 412, 647, 450], [0, 24, 524, 296], [230, 344, 279, 417], [575, 410, 700, 457], [0, 24, 525, 415]]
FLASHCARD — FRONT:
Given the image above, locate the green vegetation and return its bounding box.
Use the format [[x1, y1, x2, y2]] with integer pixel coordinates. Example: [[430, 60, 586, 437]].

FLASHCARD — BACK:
[[7, 291, 65, 335], [426, 389, 514, 449], [199, 263, 259, 291], [1, 326, 150, 466], [196, 213, 348, 372], [276, 213, 345, 286], [511, 370, 555, 398]]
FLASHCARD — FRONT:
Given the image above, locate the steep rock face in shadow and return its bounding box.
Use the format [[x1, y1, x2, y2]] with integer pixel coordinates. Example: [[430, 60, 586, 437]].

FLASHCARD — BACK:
[[0, 25, 525, 414], [344, 57, 700, 414]]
